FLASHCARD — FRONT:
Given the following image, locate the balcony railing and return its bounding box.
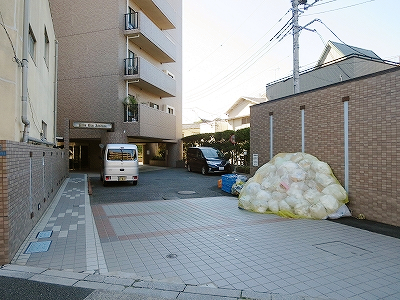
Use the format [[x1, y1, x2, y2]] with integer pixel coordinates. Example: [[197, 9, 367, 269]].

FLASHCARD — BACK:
[[123, 56, 176, 98], [122, 104, 176, 140], [124, 11, 176, 63], [124, 57, 138, 75], [124, 103, 138, 122], [125, 12, 138, 30]]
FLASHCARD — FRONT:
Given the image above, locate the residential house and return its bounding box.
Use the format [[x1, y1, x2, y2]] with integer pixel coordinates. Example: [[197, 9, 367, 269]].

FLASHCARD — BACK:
[[0, 0, 68, 264], [49, 0, 183, 169], [266, 40, 398, 100], [182, 123, 200, 137], [225, 97, 265, 131]]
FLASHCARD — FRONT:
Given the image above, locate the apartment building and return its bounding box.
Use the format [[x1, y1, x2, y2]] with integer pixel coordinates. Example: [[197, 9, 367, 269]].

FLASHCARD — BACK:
[[0, 0, 68, 264], [49, 0, 183, 170]]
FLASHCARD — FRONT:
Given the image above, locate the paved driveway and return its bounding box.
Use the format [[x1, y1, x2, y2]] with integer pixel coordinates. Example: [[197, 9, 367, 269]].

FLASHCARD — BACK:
[[9, 168, 400, 299], [89, 166, 230, 204]]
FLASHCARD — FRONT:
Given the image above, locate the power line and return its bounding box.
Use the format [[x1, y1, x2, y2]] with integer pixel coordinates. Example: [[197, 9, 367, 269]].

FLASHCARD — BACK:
[[302, 0, 375, 16], [184, 9, 293, 99], [186, 0, 266, 73]]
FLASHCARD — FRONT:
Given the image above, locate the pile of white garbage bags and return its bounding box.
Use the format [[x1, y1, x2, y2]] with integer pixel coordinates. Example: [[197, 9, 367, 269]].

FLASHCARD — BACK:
[[238, 153, 351, 219]]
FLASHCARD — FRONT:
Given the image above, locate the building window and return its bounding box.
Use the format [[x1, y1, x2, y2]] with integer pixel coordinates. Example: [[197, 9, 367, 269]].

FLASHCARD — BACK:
[[28, 26, 36, 61], [41, 121, 47, 140], [44, 27, 49, 68], [241, 116, 250, 125], [149, 102, 159, 110]]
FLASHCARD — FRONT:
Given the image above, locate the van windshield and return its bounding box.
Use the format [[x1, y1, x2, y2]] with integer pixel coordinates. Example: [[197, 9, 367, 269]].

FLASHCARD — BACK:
[[202, 148, 224, 159], [107, 149, 136, 161]]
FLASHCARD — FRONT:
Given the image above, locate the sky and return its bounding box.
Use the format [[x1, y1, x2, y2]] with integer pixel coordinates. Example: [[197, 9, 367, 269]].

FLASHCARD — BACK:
[[181, 0, 400, 124]]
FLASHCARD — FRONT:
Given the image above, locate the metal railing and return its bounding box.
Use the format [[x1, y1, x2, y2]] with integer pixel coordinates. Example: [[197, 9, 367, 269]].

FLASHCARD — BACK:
[[124, 12, 138, 30], [124, 103, 139, 122], [124, 57, 139, 75]]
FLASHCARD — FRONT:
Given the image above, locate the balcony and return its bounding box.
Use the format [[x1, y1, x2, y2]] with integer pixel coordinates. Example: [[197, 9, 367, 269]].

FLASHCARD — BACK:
[[123, 104, 176, 140], [130, 0, 176, 30], [124, 57, 176, 98], [124, 12, 176, 63]]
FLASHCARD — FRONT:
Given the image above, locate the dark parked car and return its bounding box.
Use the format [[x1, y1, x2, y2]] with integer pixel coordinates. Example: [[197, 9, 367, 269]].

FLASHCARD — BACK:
[[186, 147, 231, 175]]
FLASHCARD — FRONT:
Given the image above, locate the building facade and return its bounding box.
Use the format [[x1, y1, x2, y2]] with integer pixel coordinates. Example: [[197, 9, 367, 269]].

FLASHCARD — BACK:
[[251, 67, 400, 227], [49, 0, 183, 170], [225, 97, 265, 131], [0, 0, 68, 264]]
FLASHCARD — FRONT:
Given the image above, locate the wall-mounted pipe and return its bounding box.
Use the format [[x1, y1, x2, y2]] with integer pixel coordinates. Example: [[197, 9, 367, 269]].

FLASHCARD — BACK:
[[21, 0, 30, 142], [53, 40, 59, 144]]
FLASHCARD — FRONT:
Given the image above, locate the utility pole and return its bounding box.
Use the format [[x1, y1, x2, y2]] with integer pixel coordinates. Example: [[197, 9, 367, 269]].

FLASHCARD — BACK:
[[292, 0, 301, 94]]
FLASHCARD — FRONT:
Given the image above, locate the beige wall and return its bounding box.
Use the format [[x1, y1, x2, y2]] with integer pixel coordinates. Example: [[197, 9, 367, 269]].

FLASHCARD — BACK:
[[0, 0, 57, 143], [251, 67, 400, 227]]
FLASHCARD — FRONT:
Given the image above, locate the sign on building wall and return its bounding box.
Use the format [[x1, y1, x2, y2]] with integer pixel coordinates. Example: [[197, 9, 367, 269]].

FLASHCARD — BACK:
[[252, 154, 259, 167], [71, 121, 113, 130]]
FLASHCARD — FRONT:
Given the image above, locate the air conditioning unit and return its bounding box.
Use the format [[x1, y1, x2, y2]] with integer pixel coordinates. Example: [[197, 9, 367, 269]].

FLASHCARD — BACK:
[[162, 70, 175, 79]]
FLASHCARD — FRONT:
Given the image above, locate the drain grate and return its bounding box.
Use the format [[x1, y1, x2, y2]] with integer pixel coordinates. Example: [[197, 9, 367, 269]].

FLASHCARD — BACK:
[[25, 241, 52, 254], [314, 241, 372, 258], [177, 191, 196, 195], [36, 231, 52, 239]]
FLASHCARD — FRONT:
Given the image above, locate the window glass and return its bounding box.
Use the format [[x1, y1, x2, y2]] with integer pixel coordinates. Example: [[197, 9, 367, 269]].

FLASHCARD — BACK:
[[28, 26, 36, 61], [107, 149, 137, 161], [44, 27, 49, 67], [201, 148, 224, 159]]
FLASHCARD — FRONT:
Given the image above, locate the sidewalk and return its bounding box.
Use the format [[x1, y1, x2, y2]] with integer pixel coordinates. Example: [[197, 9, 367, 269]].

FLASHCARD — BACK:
[[4, 173, 400, 299]]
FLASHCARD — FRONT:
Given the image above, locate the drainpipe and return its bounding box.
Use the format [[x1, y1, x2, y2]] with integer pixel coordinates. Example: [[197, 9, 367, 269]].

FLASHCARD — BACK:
[[53, 40, 59, 144], [21, 0, 30, 142]]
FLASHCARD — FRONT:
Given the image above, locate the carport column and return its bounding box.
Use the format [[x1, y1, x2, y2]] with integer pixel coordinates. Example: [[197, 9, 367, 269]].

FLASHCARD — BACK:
[[300, 105, 305, 152], [342, 96, 349, 192], [269, 112, 273, 160]]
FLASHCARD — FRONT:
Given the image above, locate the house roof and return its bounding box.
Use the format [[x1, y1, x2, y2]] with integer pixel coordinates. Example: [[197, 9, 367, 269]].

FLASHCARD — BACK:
[[317, 40, 381, 66], [225, 97, 266, 115]]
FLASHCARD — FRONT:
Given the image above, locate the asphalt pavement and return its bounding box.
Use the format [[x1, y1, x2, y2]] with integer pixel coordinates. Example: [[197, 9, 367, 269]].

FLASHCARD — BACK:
[[1, 165, 400, 300]]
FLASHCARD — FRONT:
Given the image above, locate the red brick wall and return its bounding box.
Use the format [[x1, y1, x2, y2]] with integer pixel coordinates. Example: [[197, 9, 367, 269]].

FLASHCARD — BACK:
[[251, 67, 400, 226], [0, 141, 68, 264]]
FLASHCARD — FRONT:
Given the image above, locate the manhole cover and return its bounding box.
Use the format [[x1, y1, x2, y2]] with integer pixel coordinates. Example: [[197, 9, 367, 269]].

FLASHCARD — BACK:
[[314, 241, 372, 258], [25, 241, 52, 254], [166, 253, 178, 259], [177, 191, 196, 195], [36, 231, 52, 239]]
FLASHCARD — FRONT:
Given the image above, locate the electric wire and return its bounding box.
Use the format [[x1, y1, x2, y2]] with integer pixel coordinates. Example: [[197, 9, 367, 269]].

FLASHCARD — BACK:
[[185, 9, 293, 99], [0, 10, 22, 66], [187, 0, 266, 72]]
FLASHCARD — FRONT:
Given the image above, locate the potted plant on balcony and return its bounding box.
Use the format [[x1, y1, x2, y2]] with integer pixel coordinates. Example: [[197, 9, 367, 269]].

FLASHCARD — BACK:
[[123, 95, 138, 122]]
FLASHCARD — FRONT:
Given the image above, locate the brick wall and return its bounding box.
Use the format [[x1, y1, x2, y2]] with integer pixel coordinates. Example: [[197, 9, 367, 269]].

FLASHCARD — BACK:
[[0, 141, 68, 264], [251, 67, 400, 227]]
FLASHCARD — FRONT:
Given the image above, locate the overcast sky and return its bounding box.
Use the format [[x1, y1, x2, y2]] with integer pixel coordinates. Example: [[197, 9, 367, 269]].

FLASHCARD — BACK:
[[182, 0, 400, 123]]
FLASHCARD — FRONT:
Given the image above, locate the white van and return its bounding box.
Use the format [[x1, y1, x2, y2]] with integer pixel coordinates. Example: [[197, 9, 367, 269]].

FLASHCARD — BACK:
[[100, 144, 139, 186]]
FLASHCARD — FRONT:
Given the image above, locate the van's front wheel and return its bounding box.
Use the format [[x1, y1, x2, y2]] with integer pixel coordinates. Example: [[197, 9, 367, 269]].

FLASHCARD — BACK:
[[201, 166, 208, 175]]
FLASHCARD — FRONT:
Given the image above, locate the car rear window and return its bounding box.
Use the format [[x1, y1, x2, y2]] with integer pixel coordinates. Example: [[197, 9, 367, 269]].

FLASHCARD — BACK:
[[107, 149, 136, 161]]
